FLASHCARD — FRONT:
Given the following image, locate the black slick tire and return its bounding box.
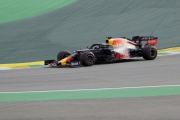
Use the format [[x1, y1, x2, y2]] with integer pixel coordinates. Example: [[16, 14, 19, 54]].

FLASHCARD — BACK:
[[142, 46, 157, 60], [80, 52, 95, 66], [57, 51, 71, 61]]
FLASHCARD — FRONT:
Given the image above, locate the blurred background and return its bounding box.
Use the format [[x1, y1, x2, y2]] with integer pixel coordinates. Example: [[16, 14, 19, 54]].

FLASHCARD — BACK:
[[0, 0, 180, 64]]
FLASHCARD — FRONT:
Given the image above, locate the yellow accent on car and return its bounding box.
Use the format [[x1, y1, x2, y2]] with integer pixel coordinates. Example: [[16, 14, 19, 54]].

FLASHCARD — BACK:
[[107, 39, 114, 45], [58, 58, 67, 66]]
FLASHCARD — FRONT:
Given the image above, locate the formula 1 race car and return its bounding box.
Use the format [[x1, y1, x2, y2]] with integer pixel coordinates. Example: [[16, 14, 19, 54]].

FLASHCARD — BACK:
[[45, 36, 158, 67]]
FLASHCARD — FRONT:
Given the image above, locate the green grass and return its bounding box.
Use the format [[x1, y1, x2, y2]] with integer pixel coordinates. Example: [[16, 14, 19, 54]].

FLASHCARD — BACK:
[[0, 0, 78, 25]]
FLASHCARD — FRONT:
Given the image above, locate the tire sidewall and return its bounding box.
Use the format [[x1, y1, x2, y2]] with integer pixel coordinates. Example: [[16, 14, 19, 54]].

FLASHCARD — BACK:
[[57, 51, 71, 61], [148, 47, 157, 59], [142, 46, 157, 60], [80, 52, 95, 66]]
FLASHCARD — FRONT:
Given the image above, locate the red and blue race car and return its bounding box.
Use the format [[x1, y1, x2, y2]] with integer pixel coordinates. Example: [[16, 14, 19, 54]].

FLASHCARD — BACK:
[[45, 36, 158, 67]]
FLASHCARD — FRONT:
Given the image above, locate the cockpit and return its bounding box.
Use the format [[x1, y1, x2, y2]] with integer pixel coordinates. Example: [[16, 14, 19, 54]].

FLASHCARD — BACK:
[[90, 44, 113, 49]]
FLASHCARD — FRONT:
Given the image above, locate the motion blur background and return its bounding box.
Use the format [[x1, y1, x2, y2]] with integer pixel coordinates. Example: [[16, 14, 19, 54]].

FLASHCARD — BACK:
[[0, 0, 180, 64]]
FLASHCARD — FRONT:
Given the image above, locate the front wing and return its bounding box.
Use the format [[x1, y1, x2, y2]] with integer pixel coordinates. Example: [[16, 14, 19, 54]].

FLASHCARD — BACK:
[[44, 60, 82, 67]]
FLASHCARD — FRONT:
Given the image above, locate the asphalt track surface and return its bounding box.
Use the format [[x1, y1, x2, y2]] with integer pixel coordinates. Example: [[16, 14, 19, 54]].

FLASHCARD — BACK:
[[0, 55, 180, 120], [0, 0, 180, 64]]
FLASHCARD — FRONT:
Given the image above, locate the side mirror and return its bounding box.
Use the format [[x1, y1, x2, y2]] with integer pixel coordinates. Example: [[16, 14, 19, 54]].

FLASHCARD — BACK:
[[86, 46, 89, 49]]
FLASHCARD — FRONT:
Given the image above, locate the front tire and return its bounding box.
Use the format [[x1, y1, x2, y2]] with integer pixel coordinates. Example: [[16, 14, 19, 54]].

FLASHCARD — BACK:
[[80, 52, 95, 66], [57, 51, 71, 61], [142, 46, 157, 60]]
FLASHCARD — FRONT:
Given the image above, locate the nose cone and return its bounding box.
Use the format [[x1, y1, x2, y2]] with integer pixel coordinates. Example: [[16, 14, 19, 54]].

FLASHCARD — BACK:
[[106, 39, 109, 43]]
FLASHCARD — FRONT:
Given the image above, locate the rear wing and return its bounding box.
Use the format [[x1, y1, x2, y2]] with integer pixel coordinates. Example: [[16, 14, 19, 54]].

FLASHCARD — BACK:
[[132, 36, 158, 46]]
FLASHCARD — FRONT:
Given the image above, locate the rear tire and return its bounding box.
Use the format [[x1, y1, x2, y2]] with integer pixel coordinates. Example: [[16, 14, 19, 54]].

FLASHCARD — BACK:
[[57, 51, 71, 61], [142, 46, 157, 60], [80, 52, 95, 66]]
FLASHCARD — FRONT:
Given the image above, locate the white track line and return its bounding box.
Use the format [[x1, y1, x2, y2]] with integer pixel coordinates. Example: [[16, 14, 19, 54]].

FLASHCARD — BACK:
[[0, 84, 180, 94], [0, 67, 12, 70]]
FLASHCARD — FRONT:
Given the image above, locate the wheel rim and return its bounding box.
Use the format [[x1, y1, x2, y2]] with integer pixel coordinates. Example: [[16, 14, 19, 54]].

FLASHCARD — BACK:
[[86, 54, 93, 63], [150, 48, 156, 57]]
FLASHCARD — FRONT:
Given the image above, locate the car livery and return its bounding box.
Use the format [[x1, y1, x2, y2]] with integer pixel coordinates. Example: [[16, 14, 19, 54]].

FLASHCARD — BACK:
[[45, 36, 158, 67]]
